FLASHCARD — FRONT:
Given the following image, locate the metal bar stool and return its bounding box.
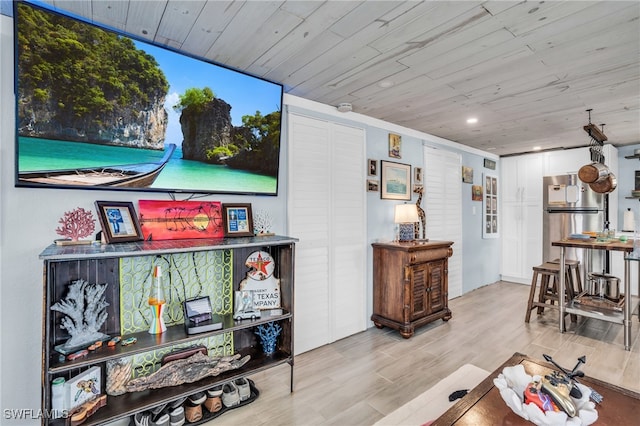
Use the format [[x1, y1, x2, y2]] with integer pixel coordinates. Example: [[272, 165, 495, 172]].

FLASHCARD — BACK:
[[525, 262, 578, 328]]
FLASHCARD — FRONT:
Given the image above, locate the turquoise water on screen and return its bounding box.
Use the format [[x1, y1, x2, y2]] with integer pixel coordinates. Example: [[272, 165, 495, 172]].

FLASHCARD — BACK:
[[18, 137, 277, 194]]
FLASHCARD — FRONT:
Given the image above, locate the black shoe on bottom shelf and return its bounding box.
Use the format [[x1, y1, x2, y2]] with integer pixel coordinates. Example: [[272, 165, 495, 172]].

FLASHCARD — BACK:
[[134, 411, 152, 426], [169, 405, 185, 426], [188, 392, 206, 405]]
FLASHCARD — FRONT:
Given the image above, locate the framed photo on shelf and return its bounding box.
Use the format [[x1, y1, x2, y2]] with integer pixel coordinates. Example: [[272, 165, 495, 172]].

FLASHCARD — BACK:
[[381, 160, 411, 200], [95, 201, 143, 243], [66, 366, 101, 410], [222, 203, 254, 237]]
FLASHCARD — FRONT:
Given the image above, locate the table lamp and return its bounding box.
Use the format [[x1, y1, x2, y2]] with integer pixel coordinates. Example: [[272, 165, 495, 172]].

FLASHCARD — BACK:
[[395, 203, 419, 242]]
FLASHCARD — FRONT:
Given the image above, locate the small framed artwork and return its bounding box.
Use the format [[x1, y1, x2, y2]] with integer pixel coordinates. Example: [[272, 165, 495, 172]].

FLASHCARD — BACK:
[[462, 166, 473, 183], [413, 183, 424, 194], [388, 133, 401, 158], [368, 159, 378, 176], [367, 179, 380, 192], [472, 185, 483, 201], [222, 203, 254, 237], [482, 174, 499, 239], [381, 160, 411, 200], [414, 167, 423, 184], [66, 366, 101, 410], [484, 158, 496, 170], [95, 201, 143, 243]]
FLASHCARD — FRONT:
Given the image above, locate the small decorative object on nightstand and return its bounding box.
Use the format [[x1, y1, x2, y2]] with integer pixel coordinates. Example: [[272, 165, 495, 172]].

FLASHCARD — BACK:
[[395, 203, 419, 242]]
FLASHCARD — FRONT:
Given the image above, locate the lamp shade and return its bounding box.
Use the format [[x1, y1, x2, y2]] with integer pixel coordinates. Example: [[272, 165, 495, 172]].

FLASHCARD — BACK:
[[394, 204, 419, 224]]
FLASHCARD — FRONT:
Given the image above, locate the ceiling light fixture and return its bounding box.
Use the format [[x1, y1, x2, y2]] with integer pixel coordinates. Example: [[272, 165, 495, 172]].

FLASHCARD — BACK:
[[532, 146, 542, 151], [466, 117, 478, 124], [336, 103, 352, 113], [378, 80, 394, 88]]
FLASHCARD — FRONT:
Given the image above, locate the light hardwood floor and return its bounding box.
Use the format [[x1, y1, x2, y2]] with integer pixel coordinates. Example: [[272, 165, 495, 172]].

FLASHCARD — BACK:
[[207, 281, 639, 425]]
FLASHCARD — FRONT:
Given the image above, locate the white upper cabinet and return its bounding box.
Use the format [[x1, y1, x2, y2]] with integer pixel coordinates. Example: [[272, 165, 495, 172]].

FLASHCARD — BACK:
[[502, 153, 544, 203]]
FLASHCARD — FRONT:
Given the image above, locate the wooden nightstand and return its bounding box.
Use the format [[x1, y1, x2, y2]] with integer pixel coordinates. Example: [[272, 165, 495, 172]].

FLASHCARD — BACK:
[[371, 240, 454, 338]]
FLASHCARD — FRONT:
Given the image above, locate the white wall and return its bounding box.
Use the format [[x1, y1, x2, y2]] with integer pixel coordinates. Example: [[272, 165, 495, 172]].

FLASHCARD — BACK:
[[285, 98, 502, 321], [0, 10, 501, 421]]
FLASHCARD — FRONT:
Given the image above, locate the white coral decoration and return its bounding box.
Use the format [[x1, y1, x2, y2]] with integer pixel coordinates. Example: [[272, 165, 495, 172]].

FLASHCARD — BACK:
[[51, 279, 110, 349], [253, 209, 274, 235]]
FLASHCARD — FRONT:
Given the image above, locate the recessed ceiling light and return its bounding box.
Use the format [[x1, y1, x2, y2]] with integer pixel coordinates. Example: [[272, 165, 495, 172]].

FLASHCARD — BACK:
[[466, 117, 478, 124], [378, 80, 394, 88], [532, 146, 541, 151]]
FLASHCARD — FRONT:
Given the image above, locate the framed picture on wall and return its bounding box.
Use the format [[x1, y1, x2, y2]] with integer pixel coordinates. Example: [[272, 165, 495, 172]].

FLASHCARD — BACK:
[[368, 159, 378, 176], [462, 166, 473, 183], [482, 174, 499, 238], [381, 160, 411, 200], [414, 167, 423, 184], [367, 179, 380, 192], [388, 133, 401, 158], [472, 185, 482, 201]]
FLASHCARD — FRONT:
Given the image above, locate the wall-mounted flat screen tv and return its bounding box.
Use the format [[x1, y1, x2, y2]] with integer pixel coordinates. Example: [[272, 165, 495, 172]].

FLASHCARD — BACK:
[[14, 1, 283, 195]]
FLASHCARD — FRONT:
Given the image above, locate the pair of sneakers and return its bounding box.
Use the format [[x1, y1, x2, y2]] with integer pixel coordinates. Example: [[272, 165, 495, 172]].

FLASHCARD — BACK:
[[133, 396, 185, 426], [184, 385, 224, 422], [222, 377, 251, 408]]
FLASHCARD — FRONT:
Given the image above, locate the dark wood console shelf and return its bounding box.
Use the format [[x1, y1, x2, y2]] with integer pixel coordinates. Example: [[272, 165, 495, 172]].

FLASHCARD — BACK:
[[47, 311, 292, 373], [40, 235, 297, 426], [371, 240, 454, 338]]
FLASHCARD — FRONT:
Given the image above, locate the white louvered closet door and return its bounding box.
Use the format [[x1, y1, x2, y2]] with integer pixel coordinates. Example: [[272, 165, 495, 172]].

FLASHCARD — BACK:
[[288, 113, 366, 355], [424, 147, 463, 298]]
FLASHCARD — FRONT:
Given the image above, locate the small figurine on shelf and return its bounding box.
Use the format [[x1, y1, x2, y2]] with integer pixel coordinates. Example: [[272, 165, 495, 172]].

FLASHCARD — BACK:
[[255, 322, 282, 355], [148, 265, 166, 334]]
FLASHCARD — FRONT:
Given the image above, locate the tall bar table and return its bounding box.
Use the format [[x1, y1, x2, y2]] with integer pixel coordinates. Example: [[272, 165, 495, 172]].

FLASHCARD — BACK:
[[552, 238, 639, 350]]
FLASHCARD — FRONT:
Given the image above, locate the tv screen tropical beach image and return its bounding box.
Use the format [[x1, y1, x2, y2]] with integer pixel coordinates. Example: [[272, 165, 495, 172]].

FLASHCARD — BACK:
[[14, 1, 283, 195]]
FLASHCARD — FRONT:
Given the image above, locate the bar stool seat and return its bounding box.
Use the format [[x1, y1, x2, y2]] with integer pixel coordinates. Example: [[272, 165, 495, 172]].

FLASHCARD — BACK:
[[549, 258, 583, 294], [525, 262, 578, 328]]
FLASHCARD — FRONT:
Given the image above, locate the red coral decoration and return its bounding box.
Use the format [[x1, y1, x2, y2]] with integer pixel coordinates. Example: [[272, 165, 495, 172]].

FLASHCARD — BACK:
[[56, 207, 96, 241]]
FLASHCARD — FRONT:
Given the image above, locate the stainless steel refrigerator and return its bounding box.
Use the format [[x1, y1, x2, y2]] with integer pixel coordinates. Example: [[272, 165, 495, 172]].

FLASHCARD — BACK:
[[543, 174, 606, 278]]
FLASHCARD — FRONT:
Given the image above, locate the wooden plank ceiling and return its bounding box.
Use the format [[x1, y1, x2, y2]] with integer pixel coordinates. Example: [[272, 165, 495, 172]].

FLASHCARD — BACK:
[[40, 0, 640, 156]]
